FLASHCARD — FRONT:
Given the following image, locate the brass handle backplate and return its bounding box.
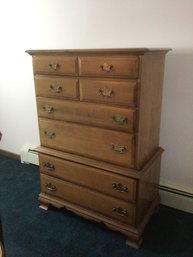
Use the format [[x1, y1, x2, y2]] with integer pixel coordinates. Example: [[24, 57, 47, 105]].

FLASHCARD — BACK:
[[112, 115, 128, 124], [112, 207, 128, 217], [97, 88, 114, 97], [42, 105, 54, 114], [45, 183, 56, 191], [112, 183, 128, 193], [44, 130, 55, 139], [111, 144, 127, 153], [49, 85, 62, 93], [49, 63, 60, 71], [99, 63, 113, 72], [44, 162, 55, 171]]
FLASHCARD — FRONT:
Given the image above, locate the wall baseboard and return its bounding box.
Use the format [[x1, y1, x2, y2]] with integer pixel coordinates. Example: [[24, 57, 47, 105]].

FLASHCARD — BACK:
[[159, 184, 193, 214], [0, 149, 20, 160]]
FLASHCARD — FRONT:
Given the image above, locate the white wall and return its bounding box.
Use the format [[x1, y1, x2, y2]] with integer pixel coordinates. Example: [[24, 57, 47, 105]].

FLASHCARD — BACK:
[[0, 0, 193, 197]]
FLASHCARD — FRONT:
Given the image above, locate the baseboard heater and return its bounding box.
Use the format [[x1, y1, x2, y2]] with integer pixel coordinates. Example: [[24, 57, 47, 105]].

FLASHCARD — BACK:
[[159, 184, 193, 214], [159, 185, 193, 199], [20, 144, 39, 166]]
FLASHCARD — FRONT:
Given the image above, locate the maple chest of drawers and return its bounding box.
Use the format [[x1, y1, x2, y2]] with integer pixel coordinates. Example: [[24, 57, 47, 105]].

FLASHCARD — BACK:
[[27, 48, 170, 248]]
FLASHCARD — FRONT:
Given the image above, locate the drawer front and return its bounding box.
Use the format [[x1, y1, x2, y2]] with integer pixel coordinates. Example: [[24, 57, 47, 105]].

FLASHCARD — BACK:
[[39, 118, 135, 168], [35, 75, 79, 99], [33, 56, 78, 75], [80, 78, 137, 107], [39, 154, 136, 202], [37, 97, 136, 133], [79, 56, 139, 78], [41, 174, 136, 225]]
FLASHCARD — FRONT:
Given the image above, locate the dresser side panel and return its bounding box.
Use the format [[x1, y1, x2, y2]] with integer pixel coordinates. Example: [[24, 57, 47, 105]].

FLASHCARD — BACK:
[[136, 152, 162, 226], [136, 54, 166, 168]]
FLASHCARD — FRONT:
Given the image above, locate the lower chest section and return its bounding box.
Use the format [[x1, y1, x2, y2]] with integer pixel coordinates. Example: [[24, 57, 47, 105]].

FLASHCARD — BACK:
[[39, 153, 137, 226]]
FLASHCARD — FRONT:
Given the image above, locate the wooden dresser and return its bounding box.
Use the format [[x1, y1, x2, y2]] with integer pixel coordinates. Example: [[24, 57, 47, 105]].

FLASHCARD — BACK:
[[26, 48, 170, 248]]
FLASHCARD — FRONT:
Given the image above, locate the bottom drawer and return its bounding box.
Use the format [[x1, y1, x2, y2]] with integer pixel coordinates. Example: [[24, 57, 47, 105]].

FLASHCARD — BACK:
[[41, 174, 136, 225]]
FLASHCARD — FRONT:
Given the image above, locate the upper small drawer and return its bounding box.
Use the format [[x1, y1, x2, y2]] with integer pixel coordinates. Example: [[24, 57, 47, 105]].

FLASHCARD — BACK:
[[33, 56, 78, 75], [79, 56, 139, 78], [80, 78, 137, 107], [34, 75, 79, 99]]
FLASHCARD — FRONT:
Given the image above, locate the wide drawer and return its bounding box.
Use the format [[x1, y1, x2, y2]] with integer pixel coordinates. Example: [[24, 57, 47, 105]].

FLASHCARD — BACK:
[[39, 118, 135, 168], [80, 78, 137, 107], [35, 75, 79, 99], [41, 174, 136, 225], [37, 97, 136, 133], [79, 56, 139, 78], [39, 154, 136, 202], [33, 56, 78, 75]]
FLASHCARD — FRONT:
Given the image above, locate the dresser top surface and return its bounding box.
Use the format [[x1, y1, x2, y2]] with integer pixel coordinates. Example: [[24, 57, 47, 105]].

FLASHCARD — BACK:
[[26, 48, 171, 56]]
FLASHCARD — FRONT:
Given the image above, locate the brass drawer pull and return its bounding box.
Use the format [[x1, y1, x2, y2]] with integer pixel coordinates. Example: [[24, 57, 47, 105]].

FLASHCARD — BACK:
[[112, 115, 128, 124], [111, 144, 127, 153], [49, 85, 62, 93], [112, 183, 128, 193], [112, 207, 128, 217], [44, 162, 55, 171], [45, 183, 56, 191], [42, 105, 54, 114], [44, 130, 55, 139], [99, 63, 113, 72], [97, 88, 114, 97], [49, 63, 60, 71]]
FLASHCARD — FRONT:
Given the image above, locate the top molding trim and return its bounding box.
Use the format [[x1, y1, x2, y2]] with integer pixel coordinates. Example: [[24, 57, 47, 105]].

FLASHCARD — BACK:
[[26, 48, 172, 56]]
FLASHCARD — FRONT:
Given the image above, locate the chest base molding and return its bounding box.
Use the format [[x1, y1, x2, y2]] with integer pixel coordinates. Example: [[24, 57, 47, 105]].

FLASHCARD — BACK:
[[39, 189, 160, 249]]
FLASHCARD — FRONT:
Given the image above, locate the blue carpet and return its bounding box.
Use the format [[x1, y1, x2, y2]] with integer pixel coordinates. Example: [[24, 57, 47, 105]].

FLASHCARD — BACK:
[[0, 154, 193, 257]]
